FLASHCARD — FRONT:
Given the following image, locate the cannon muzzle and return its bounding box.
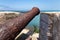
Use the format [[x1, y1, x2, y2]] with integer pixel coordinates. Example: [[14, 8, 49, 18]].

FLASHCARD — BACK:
[[0, 7, 40, 40]]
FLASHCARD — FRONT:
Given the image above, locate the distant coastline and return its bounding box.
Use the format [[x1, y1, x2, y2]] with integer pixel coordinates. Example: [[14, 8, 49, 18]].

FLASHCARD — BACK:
[[0, 10, 28, 13]]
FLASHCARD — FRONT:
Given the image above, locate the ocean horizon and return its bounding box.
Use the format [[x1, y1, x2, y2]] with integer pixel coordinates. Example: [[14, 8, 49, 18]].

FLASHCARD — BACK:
[[0, 10, 60, 12]]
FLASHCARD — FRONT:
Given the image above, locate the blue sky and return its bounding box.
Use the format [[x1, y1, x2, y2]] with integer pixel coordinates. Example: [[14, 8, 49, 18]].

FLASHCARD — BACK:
[[1, 0, 60, 26], [0, 0, 60, 10]]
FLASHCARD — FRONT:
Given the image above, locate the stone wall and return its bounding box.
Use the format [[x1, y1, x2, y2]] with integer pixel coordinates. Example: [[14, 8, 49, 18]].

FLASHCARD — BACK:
[[40, 13, 60, 40]]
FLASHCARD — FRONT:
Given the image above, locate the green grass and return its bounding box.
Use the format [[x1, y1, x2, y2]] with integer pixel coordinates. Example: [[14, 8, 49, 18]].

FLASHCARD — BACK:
[[33, 25, 39, 33]]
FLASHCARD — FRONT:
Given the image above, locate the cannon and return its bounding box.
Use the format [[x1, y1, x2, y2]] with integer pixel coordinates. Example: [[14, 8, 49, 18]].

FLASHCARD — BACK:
[[0, 7, 40, 40]]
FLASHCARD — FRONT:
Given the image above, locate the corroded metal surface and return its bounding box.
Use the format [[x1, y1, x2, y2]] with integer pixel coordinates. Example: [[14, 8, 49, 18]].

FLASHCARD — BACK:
[[0, 7, 40, 40]]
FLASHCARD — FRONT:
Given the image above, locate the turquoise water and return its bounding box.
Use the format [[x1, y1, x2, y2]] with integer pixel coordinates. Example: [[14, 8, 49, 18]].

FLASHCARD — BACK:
[[41, 10, 60, 12], [27, 14, 40, 27]]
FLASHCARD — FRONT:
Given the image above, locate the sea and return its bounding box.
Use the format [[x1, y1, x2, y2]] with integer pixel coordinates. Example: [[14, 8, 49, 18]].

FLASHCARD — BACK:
[[27, 14, 40, 27]]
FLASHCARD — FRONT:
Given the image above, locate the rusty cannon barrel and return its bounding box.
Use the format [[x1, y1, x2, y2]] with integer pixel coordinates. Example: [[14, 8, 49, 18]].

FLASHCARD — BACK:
[[0, 7, 40, 40]]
